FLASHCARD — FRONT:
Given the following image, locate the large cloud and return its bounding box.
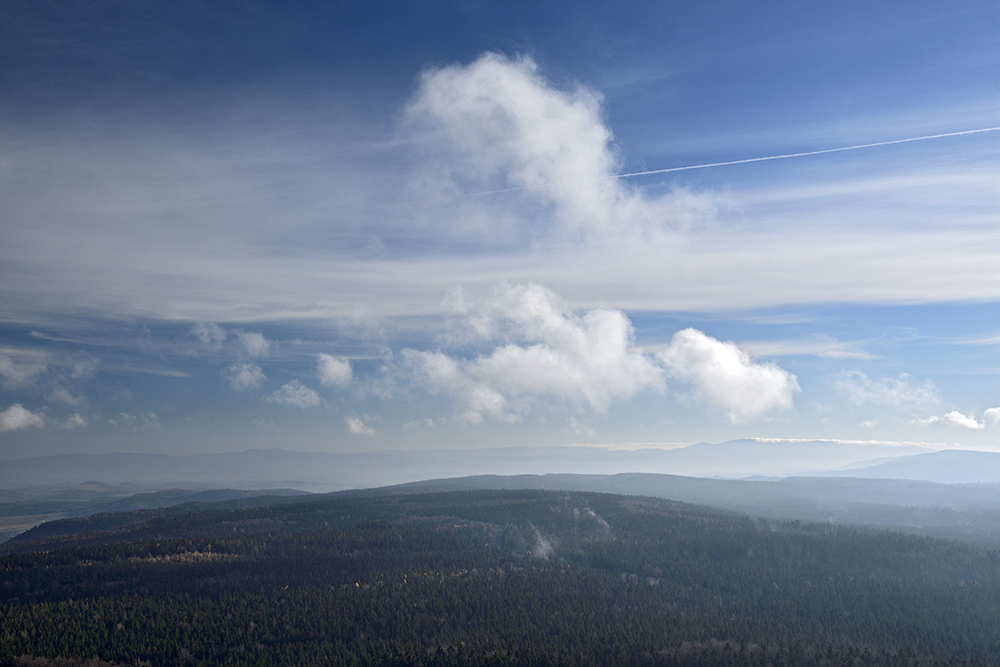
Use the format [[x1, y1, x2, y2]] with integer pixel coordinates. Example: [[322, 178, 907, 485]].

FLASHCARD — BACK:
[[657, 329, 800, 422], [402, 284, 664, 422], [402, 283, 797, 424], [403, 52, 714, 240], [0, 404, 45, 432]]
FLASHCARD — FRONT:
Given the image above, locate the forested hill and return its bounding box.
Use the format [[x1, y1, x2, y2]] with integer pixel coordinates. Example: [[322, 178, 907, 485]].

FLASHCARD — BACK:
[[3, 489, 1000, 667]]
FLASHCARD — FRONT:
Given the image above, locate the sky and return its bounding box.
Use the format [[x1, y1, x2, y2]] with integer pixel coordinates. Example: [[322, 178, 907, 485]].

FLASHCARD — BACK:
[[1, 1, 999, 459]]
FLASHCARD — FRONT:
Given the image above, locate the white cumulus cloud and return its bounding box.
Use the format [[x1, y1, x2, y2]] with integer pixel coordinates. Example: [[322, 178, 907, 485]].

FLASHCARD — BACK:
[[62, 413, 88, 429], [918, 411, 986, 430], [940, 411, 985, 430], [268, 380, 320, 409], [193, 325, 271, 392], [0, 353, 47, 389], [834, 371, 940, 411], [402, 283, 664, 423], [235, 331, 271, 358], [110, 411, 160, 429], [983, 407, 1000, 425], [192, 324, 270, 358], [70, 356, 98, 379], [317, 354, 352, 387], [224, 363, 266, 391], [50, 387, 84, 406], [0, 404, 45, 432], [346, 416, 375, 436], [192, 322, 228, 348], [919, 408, 1000, 430], [656, 328, 799, 421]]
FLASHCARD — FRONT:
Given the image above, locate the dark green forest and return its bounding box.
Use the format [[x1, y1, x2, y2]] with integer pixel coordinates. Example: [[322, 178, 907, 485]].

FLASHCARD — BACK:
[[2, 490, 999, 666]]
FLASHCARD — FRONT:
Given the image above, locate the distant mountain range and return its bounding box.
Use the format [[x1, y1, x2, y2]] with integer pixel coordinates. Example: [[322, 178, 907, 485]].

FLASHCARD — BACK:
[[371, 472, 1000, 546], [0, 484, 308, 542], [4, 440, 1000, 545], [1, 439, 968, 491], [819, 449, 1000, 484]]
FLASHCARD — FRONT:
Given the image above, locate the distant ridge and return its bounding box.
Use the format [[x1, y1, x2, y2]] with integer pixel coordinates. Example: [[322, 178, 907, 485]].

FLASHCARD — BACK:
[[367, 472, 1000, 545], [0, 440, 939, 490], [822, 449, 1000, 484]]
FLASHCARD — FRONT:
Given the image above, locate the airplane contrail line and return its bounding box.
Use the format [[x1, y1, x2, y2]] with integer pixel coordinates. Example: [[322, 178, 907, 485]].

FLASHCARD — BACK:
[[616, 126, 1000, 178], [427, 126, 1000, 203]]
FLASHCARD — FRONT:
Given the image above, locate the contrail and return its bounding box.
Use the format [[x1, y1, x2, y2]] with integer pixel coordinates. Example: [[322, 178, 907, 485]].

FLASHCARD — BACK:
[[616, 126, 1000, 178], [417, 125, 1000, 203]]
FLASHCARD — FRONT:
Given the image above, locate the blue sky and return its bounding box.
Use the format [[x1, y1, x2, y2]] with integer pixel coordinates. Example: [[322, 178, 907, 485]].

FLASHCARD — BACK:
[[1, 1, 998, 459]]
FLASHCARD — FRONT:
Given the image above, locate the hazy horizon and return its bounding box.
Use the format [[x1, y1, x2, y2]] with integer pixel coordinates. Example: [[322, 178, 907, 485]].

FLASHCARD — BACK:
[[2, 2, 999, 466]]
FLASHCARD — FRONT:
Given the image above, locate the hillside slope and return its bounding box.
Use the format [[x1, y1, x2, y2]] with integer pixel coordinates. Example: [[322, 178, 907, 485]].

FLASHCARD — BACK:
[[3, 489, 1000, 666]]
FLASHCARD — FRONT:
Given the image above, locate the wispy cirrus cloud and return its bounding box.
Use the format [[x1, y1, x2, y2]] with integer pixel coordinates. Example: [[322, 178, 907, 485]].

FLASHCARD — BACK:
[[2, 52, 999, 332], [739, 336, 873, 360], [834, 371, 940, 412]]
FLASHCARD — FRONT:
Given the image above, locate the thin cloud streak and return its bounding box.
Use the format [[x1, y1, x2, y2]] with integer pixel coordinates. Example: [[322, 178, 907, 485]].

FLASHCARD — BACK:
[[738, 337, 874, 360], [4, 204, 999, 324]]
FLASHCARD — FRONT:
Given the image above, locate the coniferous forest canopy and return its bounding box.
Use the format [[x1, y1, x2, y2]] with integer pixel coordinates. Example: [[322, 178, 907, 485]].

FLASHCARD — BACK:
[[3, 489, 1000, 666]]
